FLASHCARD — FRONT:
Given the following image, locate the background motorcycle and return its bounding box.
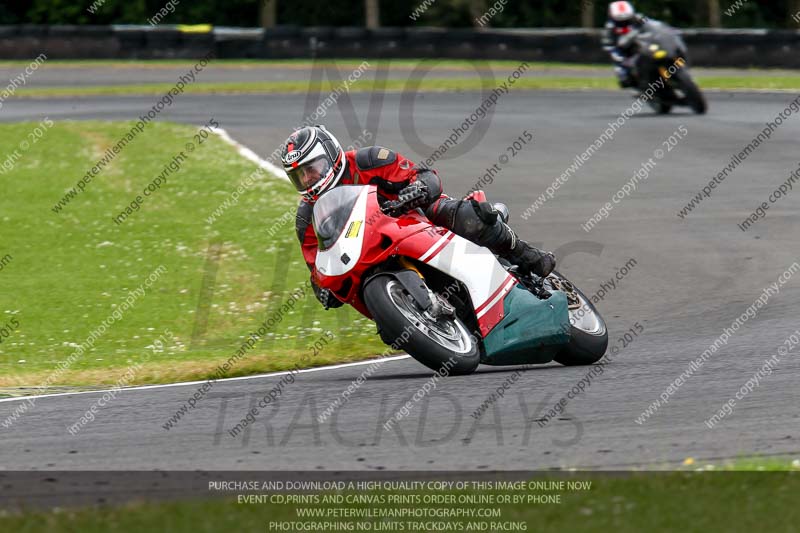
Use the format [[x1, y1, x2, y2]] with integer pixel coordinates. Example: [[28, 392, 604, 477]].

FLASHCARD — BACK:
[[621, 21, 707, 114], [312, 185, 608, 375]]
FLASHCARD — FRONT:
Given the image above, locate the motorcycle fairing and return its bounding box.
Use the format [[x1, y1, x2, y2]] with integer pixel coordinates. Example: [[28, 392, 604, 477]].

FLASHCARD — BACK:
[[481, 286, 571, 365], [313, 186, 447, 315], [401, 230, 518, 336], [312, 184, 567, 341]]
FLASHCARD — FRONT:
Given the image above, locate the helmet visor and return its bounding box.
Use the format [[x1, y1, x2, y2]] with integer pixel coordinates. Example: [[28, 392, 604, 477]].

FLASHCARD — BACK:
[[287, 155, 332, 193]]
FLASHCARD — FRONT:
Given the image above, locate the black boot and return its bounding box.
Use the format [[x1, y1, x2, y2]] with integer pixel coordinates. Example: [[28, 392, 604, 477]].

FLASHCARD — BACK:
[[505, 240, 556, 277], [491, 221, 556, 278]]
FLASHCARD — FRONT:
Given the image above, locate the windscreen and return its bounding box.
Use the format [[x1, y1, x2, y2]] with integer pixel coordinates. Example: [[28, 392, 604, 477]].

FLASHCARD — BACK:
[[638, 21, 682, 56], [312, 186, 365, 251]]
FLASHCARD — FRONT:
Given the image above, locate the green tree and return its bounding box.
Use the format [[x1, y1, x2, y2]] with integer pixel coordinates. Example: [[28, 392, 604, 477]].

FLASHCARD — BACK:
[[365, 0, 379, 28], [0, 0, 794, 28]]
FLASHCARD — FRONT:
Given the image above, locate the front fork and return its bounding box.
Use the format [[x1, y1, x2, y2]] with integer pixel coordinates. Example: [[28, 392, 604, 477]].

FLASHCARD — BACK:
[[397, 256, 455, 319]]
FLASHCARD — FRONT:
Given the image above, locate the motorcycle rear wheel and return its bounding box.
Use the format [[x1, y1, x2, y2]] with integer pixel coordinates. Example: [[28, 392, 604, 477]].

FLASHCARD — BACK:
[[546, 272, 609, 366], [363, 272, 480, 375]]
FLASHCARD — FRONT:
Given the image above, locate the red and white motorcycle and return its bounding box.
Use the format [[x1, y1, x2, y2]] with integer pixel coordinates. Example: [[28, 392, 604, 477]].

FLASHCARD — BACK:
[[312, 185, 607, 375]]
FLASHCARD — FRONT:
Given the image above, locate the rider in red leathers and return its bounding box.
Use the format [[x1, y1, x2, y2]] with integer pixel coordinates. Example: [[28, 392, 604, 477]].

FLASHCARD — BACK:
[[281, 125, 556, 309]]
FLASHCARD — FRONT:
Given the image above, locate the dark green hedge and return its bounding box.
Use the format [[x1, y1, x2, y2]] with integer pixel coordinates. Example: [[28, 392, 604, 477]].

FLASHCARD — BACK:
[[0, 0, 796, 28]]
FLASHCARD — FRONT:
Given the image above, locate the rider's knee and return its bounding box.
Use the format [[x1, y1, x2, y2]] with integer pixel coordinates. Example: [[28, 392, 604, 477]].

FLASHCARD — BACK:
[[426, 197, 505, 247], [453, 200, 502, 244]]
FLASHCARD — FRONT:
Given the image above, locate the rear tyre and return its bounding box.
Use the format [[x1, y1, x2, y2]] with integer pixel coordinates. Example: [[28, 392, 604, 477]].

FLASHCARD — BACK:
[[363, 273, 480, 376], [672, 69, 707, 114], [546, 272, 608, 366]]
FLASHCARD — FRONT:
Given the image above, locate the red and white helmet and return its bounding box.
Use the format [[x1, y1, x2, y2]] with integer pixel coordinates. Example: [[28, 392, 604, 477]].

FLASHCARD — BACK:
[[281, 125, 346, 201], [609, 1, 635, 22], [609, 1, 636, 34]]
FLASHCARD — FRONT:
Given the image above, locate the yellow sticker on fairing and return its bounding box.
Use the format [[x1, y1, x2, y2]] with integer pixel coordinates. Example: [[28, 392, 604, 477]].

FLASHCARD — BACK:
[[345, 221, 363, 238]]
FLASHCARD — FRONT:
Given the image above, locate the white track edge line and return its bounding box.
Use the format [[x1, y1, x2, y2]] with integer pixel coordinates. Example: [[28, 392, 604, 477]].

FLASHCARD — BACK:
[[210, 126, 289, 181], [0, 130, 406, 405], [0, 355, 411, 404]]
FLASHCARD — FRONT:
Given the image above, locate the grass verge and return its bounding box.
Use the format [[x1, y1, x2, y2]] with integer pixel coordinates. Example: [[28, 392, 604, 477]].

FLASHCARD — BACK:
[[1, 469, 799, 532], [0, 59, 607, 70], [10, 75, 800, 99], [0, 121, 387, 389]]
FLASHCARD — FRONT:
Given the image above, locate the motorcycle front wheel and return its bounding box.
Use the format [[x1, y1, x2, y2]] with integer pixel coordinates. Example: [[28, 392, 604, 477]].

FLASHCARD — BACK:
[[672, 68, 707, 114], [363, 272, 480, 375], [647, 98, 673, 115]]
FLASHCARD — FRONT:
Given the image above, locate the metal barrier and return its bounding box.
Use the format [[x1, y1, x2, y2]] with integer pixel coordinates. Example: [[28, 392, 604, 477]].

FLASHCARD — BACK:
[[0, 25, 798, 67]]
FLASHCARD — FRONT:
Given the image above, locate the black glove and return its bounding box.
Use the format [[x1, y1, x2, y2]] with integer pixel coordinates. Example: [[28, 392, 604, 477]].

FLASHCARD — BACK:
[[312, 280, 343, 310], [384, 181, 429, 216]]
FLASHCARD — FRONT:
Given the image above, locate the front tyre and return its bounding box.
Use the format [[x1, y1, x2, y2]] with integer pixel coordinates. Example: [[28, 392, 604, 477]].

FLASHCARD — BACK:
[[646, 97, 672, 115], [363, 273, 480, 375], [672, 68, 707, 114], [546, 272, 608, 366]]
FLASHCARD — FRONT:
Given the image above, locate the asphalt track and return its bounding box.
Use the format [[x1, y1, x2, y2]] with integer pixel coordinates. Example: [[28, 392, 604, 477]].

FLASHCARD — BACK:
[[1, 80, 799, 471]]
